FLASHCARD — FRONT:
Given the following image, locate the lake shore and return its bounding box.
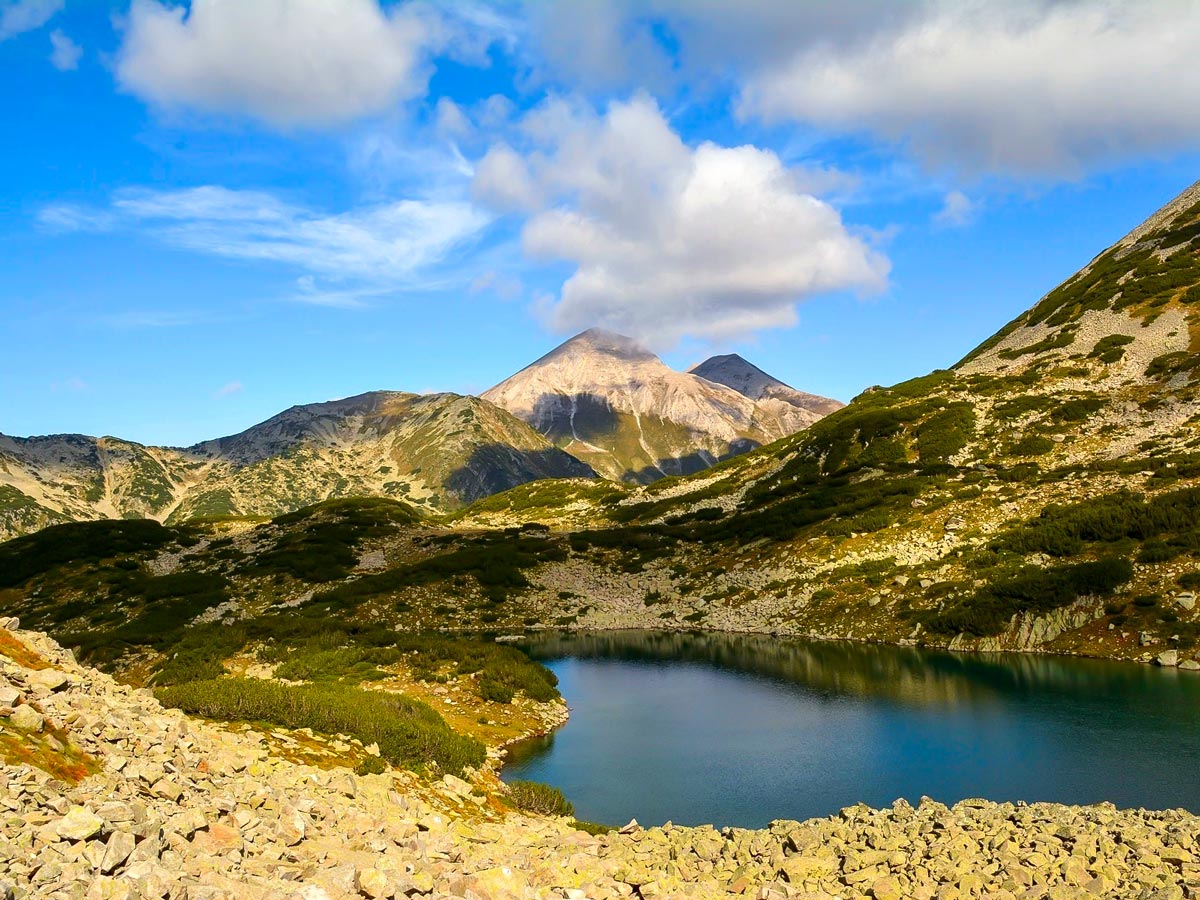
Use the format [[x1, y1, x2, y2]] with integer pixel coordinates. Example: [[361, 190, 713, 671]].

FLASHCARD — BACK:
[[3, 623, 1198, 899]]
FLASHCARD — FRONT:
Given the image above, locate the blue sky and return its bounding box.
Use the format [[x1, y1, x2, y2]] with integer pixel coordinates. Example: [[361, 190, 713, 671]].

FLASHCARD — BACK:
[[3, 0, 1200, 446]]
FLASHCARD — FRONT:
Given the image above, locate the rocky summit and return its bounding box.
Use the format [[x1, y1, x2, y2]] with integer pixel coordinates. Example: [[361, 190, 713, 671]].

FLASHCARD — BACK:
[[483, 330, 840, 484], [2, 621, 1198, 900], [689, 355, 843, 420]]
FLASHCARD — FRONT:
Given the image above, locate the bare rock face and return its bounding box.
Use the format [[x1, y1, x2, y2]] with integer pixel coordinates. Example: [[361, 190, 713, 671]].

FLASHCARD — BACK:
[[484, 329, 840, 483]]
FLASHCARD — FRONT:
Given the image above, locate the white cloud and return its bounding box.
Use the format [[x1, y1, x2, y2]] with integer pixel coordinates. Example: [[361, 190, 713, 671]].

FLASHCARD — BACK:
[[471, 143, 541, 212], [933, 190, 975, 228], [521, 1, 1200, 177], [214, 381, 243, 399], [474, 95, 888, 345], [115, 0, 438, 128], [434, 98, 472, 139], [0, 0, 61, 41], [47, 28, 79, 70], [42, 185, 491, 291], [738, 1, 1200, 175]]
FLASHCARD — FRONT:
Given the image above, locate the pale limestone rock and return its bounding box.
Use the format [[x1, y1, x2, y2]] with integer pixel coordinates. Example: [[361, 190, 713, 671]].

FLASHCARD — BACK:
[[56, 806, 104, 842], [26, 668, 69, 694], [0, 680, 21, 708], [355, 867, 390, 899], [7, 704, 43, 732], [99, 831, 136, 874]]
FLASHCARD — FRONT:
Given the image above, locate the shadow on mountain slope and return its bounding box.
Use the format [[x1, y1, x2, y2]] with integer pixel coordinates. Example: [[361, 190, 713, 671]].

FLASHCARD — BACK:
[[444, 445, 596, 505]]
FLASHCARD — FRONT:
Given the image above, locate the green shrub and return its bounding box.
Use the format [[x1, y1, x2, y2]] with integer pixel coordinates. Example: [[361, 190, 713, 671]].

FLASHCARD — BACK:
[[1051, 396, 1104, 422], [478, 677, 514, 704], [156, 677, 484, 776], [1008, 435, 1056, 457], [993, 395, 1055, 418], [505, 780, 574, 817], [916, 403, 976, 464], [245, 498, 418, 583], [996, 487, 1200, 557], [313, 534, 566, 606], [355, 756, 388, 775], [1178, 572, 1200, 590], [1088, 335, 1134, 363], [924, 557, 1133, 636], [1146, 351, 1195, 380], [0, 519, 177, 589]]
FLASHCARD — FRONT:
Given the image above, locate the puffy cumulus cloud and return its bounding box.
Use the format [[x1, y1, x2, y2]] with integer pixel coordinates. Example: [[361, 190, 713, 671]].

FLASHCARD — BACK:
[[0, 0, 62, 41], [474, 95, 888, 345], [471, 143, 542, 212], [738, 1, 1200, 175], [42, 186, 491, 295], [115, 0, 438, 128]]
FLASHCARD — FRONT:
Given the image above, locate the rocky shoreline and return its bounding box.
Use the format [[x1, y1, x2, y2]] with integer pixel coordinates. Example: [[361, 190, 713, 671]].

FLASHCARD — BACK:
[[2, 623, 1197, 899]]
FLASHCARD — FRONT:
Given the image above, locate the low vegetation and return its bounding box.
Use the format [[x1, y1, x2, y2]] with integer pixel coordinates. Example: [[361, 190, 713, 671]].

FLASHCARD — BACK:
[[920, 558, 1133, 637], [505, 780, 575, 817], [156, 677, 485, 776]]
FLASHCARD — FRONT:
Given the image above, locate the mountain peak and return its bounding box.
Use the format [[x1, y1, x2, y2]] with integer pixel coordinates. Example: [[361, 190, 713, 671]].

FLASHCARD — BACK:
[[552, 328, 658, 363], [690, 354, 791, 399]]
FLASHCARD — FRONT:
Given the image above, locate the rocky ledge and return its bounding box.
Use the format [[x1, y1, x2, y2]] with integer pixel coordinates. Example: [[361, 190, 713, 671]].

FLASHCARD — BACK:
[[1, 623, 1197, 900]]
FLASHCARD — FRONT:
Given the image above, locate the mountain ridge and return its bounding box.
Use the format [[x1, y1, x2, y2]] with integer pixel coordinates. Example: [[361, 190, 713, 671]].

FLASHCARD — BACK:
[[483, 330, 841, 483], [0, 390, 594, 539]]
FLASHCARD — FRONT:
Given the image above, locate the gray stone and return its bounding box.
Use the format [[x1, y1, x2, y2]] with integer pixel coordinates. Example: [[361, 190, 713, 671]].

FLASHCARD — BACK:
[[1157, 650, 1179, 667]]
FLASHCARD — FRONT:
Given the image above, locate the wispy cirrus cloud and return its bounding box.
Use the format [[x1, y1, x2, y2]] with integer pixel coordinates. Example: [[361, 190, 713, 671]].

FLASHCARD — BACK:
[[40, 185, 492, 302]]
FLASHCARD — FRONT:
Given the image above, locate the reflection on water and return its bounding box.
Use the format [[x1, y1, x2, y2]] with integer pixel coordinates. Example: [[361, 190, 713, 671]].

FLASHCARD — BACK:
[[503, 631, 1200, 829]]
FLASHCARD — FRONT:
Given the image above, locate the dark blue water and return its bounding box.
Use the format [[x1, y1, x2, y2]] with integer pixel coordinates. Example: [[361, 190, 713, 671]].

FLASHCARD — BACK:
[[501, 631, 1200, 828]]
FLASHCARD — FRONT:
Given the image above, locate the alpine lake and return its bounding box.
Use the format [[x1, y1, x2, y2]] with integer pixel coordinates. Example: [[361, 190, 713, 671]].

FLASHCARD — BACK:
[[501, 631, 1200, 829]]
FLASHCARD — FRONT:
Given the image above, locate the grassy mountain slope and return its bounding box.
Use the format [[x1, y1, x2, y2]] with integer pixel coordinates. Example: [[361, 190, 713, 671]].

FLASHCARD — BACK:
[[0, 392, 594, 540]]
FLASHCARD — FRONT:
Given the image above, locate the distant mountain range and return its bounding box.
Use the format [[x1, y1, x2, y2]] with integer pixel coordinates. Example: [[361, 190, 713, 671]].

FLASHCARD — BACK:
[[0, 392, 592, 539], [0, 334, 837, 539], [483, 328, 841, 482]]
